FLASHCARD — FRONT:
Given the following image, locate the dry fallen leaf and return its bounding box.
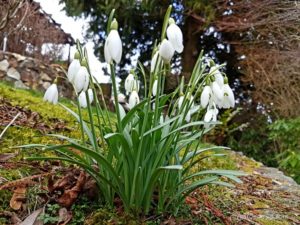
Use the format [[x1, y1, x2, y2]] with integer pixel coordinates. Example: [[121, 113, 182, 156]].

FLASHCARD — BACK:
[[19, 208, 43, 225], [10, 185, 27, 210]]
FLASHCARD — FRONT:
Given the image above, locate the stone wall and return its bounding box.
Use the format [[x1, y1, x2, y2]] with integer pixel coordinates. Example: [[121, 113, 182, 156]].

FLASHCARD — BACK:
[[0, 51, 73, 98]]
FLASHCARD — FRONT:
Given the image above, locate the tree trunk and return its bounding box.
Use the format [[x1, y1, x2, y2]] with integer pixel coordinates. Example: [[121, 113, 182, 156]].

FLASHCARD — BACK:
[[182, 14, 203, 81]]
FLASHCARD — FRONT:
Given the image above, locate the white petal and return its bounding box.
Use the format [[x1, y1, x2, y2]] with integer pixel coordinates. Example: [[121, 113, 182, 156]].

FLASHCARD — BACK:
[[88, 89, 94, 104], [204, 109, 213, 123], [67, 59, 81, 83], [125, 74, 134, 95], [200, 86, 212, 108], [211, 81, 224, 100], [43, 84, 58, 104], [151, 52, 159, 73], [159, 39, 175, 63], [78, 91, 88, 108], [224, 84, 235, 107], [152, 79, 158, 96], [167, 23, 183, 53], [128, 90, 139, 109], [107, 30, 122, 64], [74, 67, 89, 93], [104, 39, 111, 64]]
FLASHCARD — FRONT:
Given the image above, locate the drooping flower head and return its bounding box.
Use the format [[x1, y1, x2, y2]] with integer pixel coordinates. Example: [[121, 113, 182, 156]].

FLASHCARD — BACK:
[[166, 18, 183, 53], [152, 78, 158, 96], [74, 59, 89, 93], [43, 82, 58, 105], [128, 90, 140, 109], [124, 70, 139, 95], [159, 39, 175, 64], [151, 50, 159, 73], [67, 52, 81, 83], [104, 19, 122, 64]]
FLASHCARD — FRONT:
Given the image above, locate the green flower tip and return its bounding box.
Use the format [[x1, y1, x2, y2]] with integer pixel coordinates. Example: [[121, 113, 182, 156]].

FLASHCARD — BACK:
[[224, 76, 228, 84], [80, 58, 88, 67], [110, 19, 118, 30], [130, 69, 135, 74], [168, 18, 175, 25], [53, 77, 58, 84], [74, 51, 80, 60]]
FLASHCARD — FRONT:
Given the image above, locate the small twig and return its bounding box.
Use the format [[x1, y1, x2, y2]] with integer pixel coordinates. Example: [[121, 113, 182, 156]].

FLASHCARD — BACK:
[[0, 112, 21, 139]]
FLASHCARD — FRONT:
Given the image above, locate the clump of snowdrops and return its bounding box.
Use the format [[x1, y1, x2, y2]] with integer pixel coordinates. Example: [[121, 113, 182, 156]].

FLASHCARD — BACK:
[[26, 6, 244, 214]]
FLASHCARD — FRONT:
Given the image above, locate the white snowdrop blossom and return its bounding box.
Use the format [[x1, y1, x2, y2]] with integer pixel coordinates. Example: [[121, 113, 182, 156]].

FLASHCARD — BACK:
[[78, 89, 94, 108], [43, 83, 58, 104], [151, 51, 159, 73], [104, 19, 122, 64], [124, 73, 135, 95], [166, 18, 183, 53], [204, 107, 219, 123], [200, 86, 212, 108], [74, 66, 89, 93], [222, 84, 235, 108], [67, 59, 81, 83], [159, 39, 175, 63], [152, 79, 158, 96], [128, 90, 140, 109]]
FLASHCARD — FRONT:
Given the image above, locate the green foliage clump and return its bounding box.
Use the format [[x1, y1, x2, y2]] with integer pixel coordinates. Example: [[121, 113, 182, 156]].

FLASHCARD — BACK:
[[269, 117, 300, 183]]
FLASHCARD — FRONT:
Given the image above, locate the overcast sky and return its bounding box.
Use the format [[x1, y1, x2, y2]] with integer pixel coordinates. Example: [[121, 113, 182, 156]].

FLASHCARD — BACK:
[[35, 0, 87, 42]]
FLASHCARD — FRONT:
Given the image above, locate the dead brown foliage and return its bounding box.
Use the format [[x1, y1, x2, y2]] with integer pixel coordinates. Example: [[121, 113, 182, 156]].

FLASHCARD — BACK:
[[215, 0, 300, 118]]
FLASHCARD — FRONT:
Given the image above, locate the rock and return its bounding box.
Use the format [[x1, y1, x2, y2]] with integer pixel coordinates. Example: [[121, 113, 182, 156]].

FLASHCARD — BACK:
[[42, 81, 51, 90], [14, 80, 29, 89], [0, 59, 9, 72], [12, 53, 26, 61], [7, 67, 20, 80], [40, 72, 52, 81], [8, 57, 18, 68]]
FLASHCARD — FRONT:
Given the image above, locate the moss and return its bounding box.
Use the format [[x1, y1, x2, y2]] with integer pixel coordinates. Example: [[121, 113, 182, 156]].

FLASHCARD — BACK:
[[256, 218, 290, 225], [84, 208, 142, 225]]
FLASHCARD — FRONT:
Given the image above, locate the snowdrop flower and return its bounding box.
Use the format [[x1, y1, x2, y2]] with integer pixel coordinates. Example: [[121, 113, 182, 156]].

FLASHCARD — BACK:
[[222, 84, 235, 108], [104, 19, 122, 64], [204, 107, 219, 123], [152, 79, 158, 96], [128, 90, 140, 109], [78, 89, 94, 108], [124, 73, 135, 95], [74, 66, 89, 93], [159, 39, 175, 64], [43, 83, 58, 104], [166, 18, 183, 53], [151, 51, 159, 73], [67, 57, 81, 83], [200, 86, 212, 108]]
